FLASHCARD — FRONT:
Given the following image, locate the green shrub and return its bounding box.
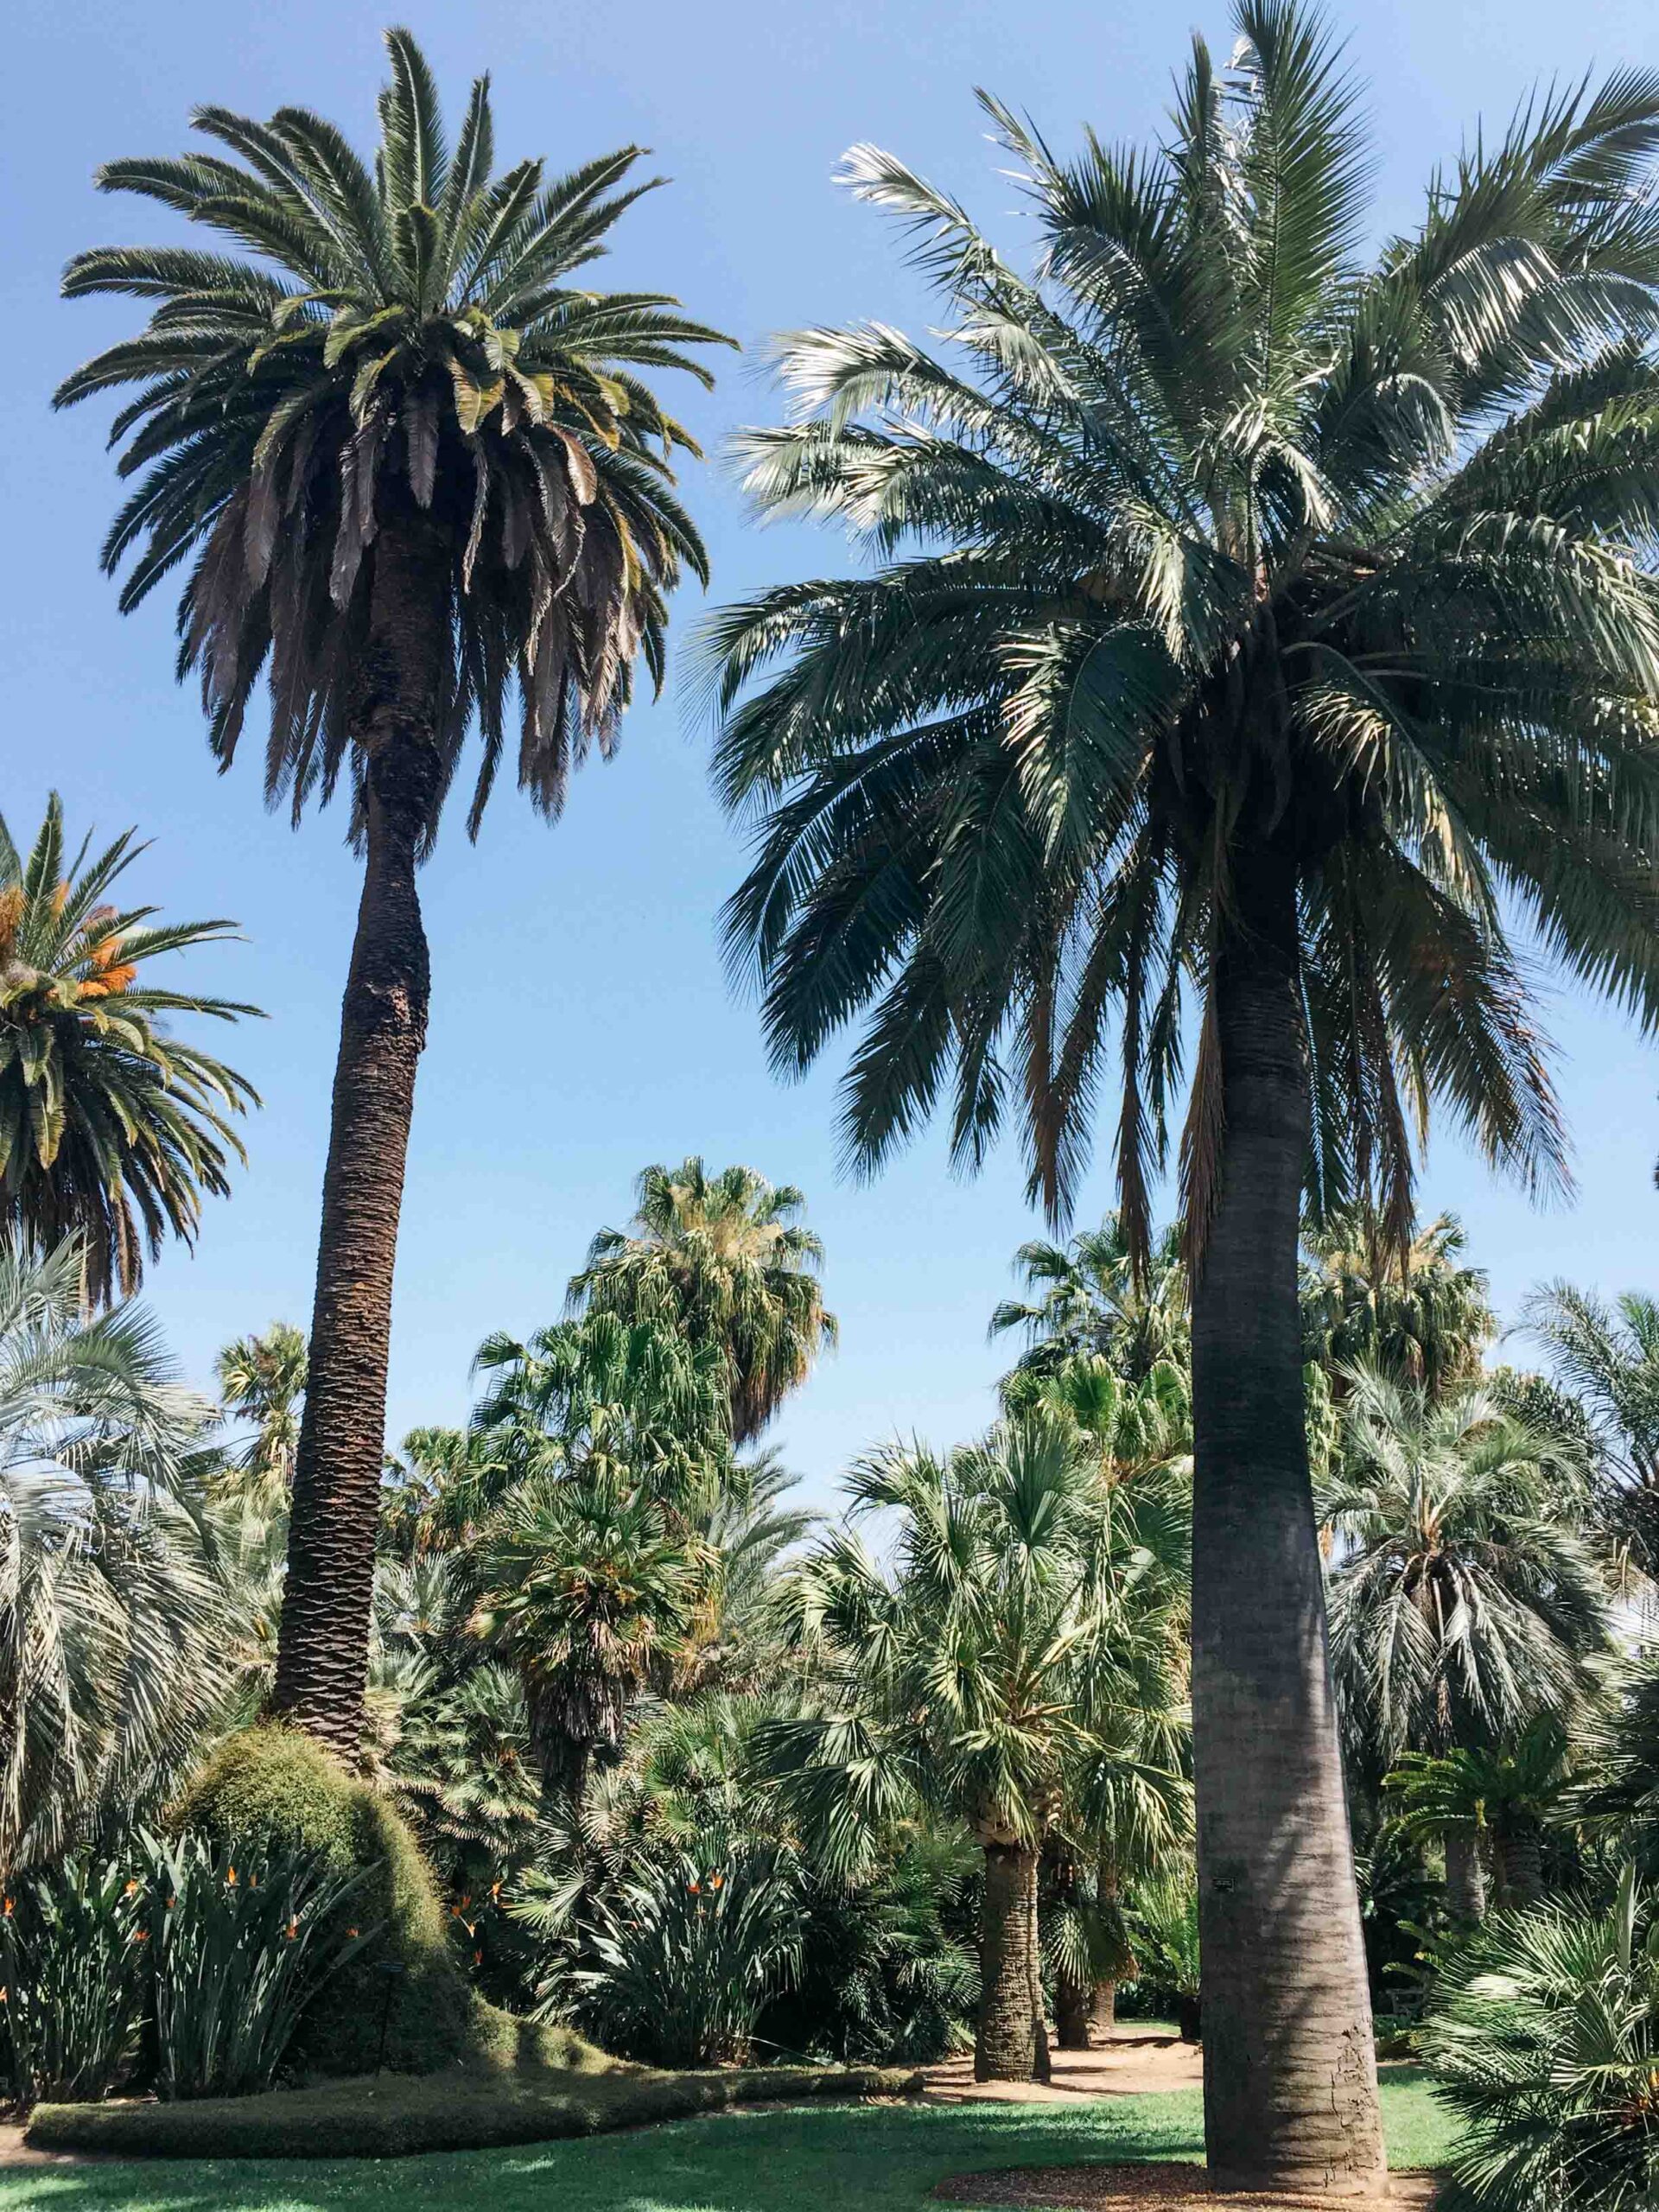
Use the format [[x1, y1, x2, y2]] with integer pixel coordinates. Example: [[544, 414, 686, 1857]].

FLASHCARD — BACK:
[[144, 1832, 375, 2099], [575, 1850, 804, 2066], [25, 2060, 923, 2159], [0, 1855, 148, 2104], [1420, 1866, 1659, 2209], [171, 1724, 479, 2075]]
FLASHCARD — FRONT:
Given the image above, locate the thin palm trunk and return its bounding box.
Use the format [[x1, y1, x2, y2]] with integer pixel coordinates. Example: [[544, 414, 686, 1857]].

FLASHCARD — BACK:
[[1189, 842, 1386, 2194], [271, 515, 445, 1754], [1089, 1855, 1121, 2042], [976, 1838, 1047, 2082]]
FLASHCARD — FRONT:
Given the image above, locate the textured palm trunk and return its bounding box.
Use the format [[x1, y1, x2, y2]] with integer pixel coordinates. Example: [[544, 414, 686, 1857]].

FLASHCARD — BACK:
[[1445, 1831, 1486, 1921], [1190, 842, 1387, 2195], [1090, 1856, 1122, 2041], [1495, 1827, 1543, 1910], [976, 1839, 1048, 2082], [272, 518, 447, 1756], [1055, 1968, 1093, 2050]]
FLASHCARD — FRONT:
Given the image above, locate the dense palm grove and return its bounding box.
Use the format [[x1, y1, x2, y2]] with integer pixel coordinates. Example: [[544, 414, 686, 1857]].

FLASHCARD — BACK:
[[7, 4, 1659, 2206]]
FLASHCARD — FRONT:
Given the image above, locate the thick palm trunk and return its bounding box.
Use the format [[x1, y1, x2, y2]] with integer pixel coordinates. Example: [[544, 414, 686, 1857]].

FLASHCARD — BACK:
[[1497, 1826, 1544, 1910], [1090, 1857, 1122, 2041], [272, 519, 446, 1756], [1190, 843, 1386, 2195], [1445, 1831, 1486, 1921], [1056, 1969, 1093, 2050], [976, 1839, 1048, 2082]]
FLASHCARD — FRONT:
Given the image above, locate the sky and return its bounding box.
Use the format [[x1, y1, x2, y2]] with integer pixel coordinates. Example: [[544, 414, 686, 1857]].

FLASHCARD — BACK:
[[3, 0, 1657, 1511]]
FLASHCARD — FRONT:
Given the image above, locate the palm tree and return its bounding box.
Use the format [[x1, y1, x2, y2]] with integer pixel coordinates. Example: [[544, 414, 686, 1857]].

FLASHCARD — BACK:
[[706, 9, 1659, 2181], [1524, 1282, 1659, 1576], [991, 1216, 1187, 1386], [57, 32, 732, 1757], [569, 1159, 837, 1444], [0, 1240, 228, 1873], [0, 796, 257, 1306], [1302, 1207, 1495, 1401], [1387, 1719, 1572, 1921], [758, 1416, 1187, 2082], [470, 1469, 707, 1796], [211, 1320, 307, 1506], [1323, 1369, 1610, 1919]]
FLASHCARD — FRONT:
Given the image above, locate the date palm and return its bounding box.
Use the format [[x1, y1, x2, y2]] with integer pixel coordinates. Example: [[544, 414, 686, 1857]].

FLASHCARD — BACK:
[[1524, 1281, 1659, 1578], [569, 1158, 836, 1445], [709, 5, 1659, 2182], [57, 31, 730, 1753], [0, 796, 257, 1306], [0, 1239, 226, 1874], [1324, 1370, 1610, 1791]]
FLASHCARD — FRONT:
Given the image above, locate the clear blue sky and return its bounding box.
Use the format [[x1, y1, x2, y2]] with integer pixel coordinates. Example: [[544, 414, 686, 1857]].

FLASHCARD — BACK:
[[4, 0, 1656, 1508]]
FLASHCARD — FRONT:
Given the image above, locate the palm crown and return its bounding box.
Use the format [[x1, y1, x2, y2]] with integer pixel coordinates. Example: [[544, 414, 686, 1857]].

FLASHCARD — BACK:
[[58, 27, 734, 839], [710, 2, 1659, 1259], [0, 796, 257, 1303], [569, 1158, 837, 1445]]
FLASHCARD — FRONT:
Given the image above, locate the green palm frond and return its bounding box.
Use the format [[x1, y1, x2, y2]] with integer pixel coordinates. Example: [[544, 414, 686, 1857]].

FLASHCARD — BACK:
[[0, 794, 259, 1304], [59, 28, 734, 849]]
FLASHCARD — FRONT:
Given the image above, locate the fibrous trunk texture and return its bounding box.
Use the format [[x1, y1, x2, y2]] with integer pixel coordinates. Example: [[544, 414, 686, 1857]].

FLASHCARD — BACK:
[[272, 518, 446, 1755], [976, 1840, 1049, 2082], [1494, 1826, 1543, 1910], [1056, 1970, 1093, 2050], [1446, 1830, 1487, 1921], [1189, 842, 1387, 2196]]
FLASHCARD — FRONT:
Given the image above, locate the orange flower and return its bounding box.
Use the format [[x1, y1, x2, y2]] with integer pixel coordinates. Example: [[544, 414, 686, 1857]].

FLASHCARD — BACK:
[[347, 1927, 359, 1939], [3, 1899, 12, 1918], [130, 1929, 149, 1944], [124, 1879, 140, 1897], [226, 1867, 238, 1886], [688, 1881, 701, 1893], [709, 1874, 725, 1891], [473, 1949, 483, 1967]]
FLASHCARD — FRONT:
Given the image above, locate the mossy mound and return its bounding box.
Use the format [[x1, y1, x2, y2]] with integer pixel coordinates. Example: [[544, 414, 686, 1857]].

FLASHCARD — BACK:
[[25, 2063, 924, 2160], [171, 1724, 484, 2077]]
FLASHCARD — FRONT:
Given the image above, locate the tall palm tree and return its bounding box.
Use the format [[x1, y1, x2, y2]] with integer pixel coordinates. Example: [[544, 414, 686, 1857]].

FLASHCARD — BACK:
[[1302, 1207, 1495, 1401], [0, 796, 257, 1306], [0, 1240, 227, 1873], [57, 33, 731, 1754], [707, 8, 1659, 2182], [211, 1319, 307, 1506], [569, 1158, 837, 1444], [758, 1416, 1187, 2082], [990, 1215, 1188, 1385]]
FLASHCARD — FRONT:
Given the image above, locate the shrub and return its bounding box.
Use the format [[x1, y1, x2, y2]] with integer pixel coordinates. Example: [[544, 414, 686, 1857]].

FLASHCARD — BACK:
[[144, 1832, 375, 2099], [1126, 1872, 1202, 2040], [172, 1724, 478, 2075], [0, 1855, 148, 2104], [1420, 1866, 1659, 2209], [574, 1850, 803, 2066]]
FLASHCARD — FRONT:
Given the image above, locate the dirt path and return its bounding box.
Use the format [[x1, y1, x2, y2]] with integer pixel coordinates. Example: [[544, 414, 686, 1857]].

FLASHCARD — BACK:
[[923, 2028, 1205, 2105]]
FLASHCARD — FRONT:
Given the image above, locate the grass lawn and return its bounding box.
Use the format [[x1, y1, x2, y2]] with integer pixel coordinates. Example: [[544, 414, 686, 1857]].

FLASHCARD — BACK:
[[0, 2073, 1459, 2212]]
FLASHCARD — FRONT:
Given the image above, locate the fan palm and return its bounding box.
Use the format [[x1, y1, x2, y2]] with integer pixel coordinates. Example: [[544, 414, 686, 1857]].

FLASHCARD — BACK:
[[1302, 1206, 1495, 1401], [57, 29, 731, 1754], [1387, 1718, 1573, 1921], [990, 1215, 1188, 1385], [569, 1158, 837, 1445], [0, 1240, 228, 1873], [708, 6, 1659, 2180], [211, 1320, 306, 1506], [758, 1415, 1187, 2082], [0, 796, 257, 1306]]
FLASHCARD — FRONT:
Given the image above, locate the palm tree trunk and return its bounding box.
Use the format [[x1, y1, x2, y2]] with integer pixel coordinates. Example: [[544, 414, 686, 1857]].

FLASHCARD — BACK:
[[1090, 1857, 1122, 2042], [976, 1838, 1045, 2082], [1445, 1830, 1486, 1920], [1495, 1826, 1543, 1910], [1189, 841, 1387, 2196], [271, 517, 447, 1756]]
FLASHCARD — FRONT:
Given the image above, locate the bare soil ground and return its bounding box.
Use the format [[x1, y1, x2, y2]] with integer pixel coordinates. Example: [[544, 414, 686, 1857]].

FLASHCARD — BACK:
[[923, 2030, 1205, 2106]]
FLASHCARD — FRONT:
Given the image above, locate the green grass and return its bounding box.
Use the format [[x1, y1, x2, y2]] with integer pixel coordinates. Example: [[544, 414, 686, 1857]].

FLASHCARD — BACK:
[[1, 2074, 1459, 2211]]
